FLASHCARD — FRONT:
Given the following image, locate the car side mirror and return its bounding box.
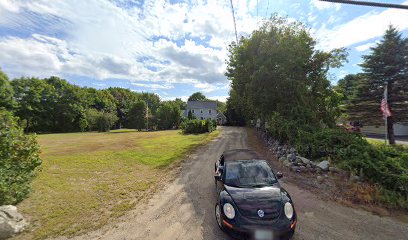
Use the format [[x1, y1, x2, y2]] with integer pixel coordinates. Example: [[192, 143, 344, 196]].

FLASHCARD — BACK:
[[214, 166, 224, 181], [276, 172, 283, 179], [214, 174, 221, 181]]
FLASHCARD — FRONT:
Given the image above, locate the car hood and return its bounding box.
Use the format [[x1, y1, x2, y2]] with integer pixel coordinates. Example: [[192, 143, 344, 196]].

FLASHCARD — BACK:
[[225, 184, 283, 220]]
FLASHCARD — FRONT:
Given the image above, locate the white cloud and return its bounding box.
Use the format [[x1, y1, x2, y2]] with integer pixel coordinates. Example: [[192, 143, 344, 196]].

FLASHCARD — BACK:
[[131, 82, 173, 90], [0, 0, 260, 91], [311, 0, 341, 11], [316, 1, 408, 50], [0, 0, 19, 13], [355, 42, 376, 52], [208, 95, 228, 102]]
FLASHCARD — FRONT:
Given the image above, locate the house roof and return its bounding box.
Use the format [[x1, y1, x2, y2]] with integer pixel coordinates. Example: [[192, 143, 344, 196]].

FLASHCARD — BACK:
[[222, 149, 261, 162], [186, 101, 217, 109]]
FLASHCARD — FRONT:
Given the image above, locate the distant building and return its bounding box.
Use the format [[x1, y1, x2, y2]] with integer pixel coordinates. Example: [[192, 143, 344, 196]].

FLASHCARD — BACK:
[[216, 112, 227, 125], [184, 101, 217, 121], [361, 122, 408, 136]]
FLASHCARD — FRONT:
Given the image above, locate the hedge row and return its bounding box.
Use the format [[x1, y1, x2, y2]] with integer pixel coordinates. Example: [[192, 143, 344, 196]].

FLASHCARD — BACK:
[[180, 119, 216, 134]]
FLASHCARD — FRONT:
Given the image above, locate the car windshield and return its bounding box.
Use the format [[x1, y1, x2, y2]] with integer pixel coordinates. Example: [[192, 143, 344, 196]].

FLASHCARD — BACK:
[[224, 161, 277, 188]]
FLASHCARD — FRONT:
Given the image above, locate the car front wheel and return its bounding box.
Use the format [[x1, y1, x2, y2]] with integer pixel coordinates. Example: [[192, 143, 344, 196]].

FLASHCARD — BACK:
[[215, 203, 224, 230]]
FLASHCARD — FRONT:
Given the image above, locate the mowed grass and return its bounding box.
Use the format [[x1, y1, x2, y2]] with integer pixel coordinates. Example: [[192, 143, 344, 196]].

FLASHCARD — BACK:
[[16, 129, 219, 240]]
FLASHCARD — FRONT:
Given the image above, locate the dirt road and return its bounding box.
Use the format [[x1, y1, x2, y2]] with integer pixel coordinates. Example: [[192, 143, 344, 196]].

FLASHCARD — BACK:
[[67, 127, 407, 240]]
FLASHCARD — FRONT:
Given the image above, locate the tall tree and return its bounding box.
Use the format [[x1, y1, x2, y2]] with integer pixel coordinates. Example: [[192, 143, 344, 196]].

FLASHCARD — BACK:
[[173, 98, 187, 110], [226, 15, 346, 128], [353, 26, 408, 144], [12, 77, 50, 133], [43, 77, 85, 132], [127, 100, 147, 131], [188, 92, 208, 101], [140, 92, 161, 129], [157, 101, 182, 130], [0, 69, 15, 110], [335, 73, 366, 121], [107, 87, 141, 128]]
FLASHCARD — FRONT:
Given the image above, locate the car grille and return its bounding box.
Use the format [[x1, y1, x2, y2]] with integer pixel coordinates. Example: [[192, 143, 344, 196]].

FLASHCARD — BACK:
[[239, 201, 281, 220]]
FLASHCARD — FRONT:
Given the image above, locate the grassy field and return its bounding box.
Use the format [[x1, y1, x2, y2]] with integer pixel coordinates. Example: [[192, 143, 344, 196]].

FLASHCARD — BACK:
[[16, 129, 219, 240]]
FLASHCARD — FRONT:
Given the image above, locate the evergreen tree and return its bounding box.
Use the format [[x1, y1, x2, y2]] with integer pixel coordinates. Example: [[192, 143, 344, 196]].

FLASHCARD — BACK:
[[351, 26, 408, 144]]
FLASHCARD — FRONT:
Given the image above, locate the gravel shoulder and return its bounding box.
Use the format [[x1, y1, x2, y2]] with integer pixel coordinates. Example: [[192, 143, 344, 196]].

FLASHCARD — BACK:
[[60, 127, 408, 240]]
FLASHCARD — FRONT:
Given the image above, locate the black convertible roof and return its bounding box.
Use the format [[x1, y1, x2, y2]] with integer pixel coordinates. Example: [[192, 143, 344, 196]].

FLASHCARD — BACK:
[[222, 149, 261, 162]]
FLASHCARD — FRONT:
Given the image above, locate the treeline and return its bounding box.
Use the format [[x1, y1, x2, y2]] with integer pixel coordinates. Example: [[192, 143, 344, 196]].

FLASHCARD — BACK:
[[0, 71, 187, 133], [226, 16, 407, 208]]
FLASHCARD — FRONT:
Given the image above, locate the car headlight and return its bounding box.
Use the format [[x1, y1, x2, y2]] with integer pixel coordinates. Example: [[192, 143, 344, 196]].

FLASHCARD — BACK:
[[284, 202, 293, 219], [223, 203, 235, 219]]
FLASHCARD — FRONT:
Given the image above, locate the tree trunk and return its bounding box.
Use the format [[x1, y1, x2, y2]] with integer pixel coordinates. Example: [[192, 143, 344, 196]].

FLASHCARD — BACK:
[[387, 116, 395, 145]]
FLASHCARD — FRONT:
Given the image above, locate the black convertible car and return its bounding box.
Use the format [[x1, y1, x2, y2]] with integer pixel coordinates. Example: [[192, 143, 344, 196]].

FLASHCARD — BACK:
[[214, 149, 297, 240]]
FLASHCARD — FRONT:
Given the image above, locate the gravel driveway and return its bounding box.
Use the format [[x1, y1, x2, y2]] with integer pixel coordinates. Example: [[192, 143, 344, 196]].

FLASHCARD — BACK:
[[65, 127, 407, 240]]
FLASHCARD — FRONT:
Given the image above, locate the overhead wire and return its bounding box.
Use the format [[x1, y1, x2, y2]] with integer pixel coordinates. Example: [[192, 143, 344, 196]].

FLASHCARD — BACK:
[[229, 0, 239, 43], [265, 0, 270, 19], [319, 0, 408, 10]]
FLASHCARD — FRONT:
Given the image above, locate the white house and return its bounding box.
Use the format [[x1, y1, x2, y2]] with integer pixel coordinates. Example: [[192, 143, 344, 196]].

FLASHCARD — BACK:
[[184, 101, 217, 121], [361, 122, 408, 136]]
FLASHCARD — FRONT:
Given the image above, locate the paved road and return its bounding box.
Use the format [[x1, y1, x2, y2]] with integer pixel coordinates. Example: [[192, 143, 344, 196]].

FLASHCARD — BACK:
[[365, 133, 408, 145], [68, 127, 407, 240]]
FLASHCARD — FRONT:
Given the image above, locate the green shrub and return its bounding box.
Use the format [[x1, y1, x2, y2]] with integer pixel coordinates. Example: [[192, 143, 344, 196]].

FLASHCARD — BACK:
[[265, 113, 408, 206], [85, 109, 118, 132], [180, 119, 216, 134], [0, 109, 42, 205]]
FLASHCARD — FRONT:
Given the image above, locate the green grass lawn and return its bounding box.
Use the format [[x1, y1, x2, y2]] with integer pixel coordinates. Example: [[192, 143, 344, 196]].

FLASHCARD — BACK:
[[16, 129, 219, 240]]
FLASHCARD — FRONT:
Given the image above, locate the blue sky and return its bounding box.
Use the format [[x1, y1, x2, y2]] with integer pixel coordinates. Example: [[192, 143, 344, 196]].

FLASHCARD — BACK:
[[0, 0, 407, 102]]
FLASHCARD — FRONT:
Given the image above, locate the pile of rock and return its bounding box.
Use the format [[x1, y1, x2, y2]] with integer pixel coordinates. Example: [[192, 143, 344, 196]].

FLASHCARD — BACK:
[[266, 136, 339, 175], [260, 131, 362, 185], [0, 205, 27, 239]]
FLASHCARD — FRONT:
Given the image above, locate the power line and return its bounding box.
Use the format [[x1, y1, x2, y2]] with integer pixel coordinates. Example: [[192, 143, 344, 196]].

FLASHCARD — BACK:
[[229, 0, 238, 43], [265, 0, 270, 19], [257, 0, 259, 19], [319, 0, 408, 10]]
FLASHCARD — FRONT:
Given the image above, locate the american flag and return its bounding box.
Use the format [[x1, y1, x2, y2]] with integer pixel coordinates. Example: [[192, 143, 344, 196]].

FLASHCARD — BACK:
[[381, 85, 392, 118]]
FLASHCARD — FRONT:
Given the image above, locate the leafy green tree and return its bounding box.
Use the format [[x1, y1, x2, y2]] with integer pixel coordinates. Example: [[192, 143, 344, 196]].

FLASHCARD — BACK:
[[0, 69, 15, 110], [127, 100, 147, 131], [226, 15, 346, 127], [335, 73, 366, 121], [335, 74, 366, 104], [157, 101, 182, 129], [174, 98, 187, 110], [108, 87, 141, 128], [0, 109, 42, 205], [188, 92, 208, 101], [351, 26, 408, 144], [85, 109, 118, 132], [216, 100, 226, 113], [140, 92, 161, 129], [83, 88, 116, 112], [43, 76, 85, 132], [11, 77, 50, 133]]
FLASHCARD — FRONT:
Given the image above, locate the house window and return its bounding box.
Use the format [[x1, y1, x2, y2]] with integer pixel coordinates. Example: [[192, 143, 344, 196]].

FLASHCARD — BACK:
[[201, 117, 204, 120], [209, 109, 212, 114], [200, 109, 203, 114], [192, 109, 194, 113]]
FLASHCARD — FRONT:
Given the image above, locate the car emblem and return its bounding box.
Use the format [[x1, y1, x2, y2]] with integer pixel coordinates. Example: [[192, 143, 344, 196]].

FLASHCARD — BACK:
[[257, 209, 265, 218]]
